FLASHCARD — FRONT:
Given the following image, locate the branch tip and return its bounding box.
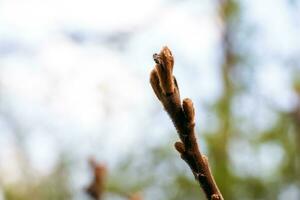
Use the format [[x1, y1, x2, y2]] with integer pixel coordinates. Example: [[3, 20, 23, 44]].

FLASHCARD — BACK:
[[153, 46, 174, 95]]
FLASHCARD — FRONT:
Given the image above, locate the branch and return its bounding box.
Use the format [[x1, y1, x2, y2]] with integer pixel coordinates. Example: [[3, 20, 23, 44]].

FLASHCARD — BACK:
[[150, 46, 224, 200], [86, 158, 107, 200]]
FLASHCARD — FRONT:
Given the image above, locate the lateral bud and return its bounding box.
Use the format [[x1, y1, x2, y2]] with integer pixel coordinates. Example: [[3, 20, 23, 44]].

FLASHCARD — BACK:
[[174, 141, 185, 154], [150, 69, 163, 100], [183, 98, 195, 123]]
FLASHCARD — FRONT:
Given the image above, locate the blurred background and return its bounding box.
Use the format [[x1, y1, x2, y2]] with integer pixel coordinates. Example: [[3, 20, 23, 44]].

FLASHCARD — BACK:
[[0, 0, 300, 199]]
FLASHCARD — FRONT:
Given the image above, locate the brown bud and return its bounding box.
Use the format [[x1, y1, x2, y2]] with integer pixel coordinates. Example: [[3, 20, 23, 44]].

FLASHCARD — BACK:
[[153, 46, 175, 95], [183, 98, 195, 123], [174, 141, 185, 154], [150, 69, 163, 100]]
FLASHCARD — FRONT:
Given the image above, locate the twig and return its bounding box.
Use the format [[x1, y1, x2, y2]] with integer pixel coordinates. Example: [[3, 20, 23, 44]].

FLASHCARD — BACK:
[[85, 158, 143, 200], [86, 158, 107, 200], [150, 46, 224, 200]]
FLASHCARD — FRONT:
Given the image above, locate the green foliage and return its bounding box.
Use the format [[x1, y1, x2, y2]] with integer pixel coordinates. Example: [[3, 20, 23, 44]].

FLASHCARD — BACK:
[[3, 161, 72, 200]]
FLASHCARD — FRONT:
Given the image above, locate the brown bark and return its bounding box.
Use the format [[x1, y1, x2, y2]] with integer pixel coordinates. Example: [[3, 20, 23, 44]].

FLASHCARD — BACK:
[[150, 46, 224, 200]]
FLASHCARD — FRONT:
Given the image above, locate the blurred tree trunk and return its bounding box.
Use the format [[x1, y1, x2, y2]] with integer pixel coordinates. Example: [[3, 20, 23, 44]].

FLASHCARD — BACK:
[[207, 1, 240, 199]]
